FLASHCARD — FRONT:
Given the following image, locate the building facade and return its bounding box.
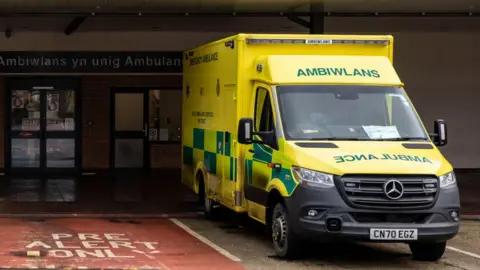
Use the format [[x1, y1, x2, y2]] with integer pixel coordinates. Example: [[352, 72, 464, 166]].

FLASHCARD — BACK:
[[0, 16, 478, 176]]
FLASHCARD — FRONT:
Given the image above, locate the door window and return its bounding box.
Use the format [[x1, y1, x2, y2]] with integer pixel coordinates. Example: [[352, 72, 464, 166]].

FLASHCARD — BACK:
[[254, 87, 274, 132], [11, 90, 40, 131], [9, 87, 77, 169], [113, 91, 147, 168], [148, 89, 181, 142], [46, 90, 75, 131]]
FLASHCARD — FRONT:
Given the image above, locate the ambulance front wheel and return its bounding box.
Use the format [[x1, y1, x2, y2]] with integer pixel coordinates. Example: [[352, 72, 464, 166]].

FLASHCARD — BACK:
[[271, 202, 303, 259], [409, 241, 446, 261]]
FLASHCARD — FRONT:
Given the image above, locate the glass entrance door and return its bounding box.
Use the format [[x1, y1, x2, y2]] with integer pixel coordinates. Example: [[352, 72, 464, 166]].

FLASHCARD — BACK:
[[6, 78, 81, 176], [110, 89, 149, 169]]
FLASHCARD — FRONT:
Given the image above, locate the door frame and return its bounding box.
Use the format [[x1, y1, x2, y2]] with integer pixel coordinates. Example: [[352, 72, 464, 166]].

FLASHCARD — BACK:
[[109, 87, 151, 171], [4, 77, 83, 178]]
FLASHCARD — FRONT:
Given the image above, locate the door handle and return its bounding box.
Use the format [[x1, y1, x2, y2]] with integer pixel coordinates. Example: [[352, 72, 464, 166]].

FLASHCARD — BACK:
[[248, 149, 254, 153], [143, 123, 148, 137]]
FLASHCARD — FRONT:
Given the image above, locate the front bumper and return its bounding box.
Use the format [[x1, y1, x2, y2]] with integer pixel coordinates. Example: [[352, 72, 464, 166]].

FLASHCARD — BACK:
[[284, 184, 460, 243]]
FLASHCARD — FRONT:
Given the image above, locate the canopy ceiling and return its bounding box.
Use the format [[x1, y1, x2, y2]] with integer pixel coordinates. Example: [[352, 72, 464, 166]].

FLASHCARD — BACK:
[[0, 0, 477, 15]]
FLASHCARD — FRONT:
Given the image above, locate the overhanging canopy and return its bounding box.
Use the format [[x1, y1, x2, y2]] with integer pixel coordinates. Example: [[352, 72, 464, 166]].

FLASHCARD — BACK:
[[0, 0, 477, 15]]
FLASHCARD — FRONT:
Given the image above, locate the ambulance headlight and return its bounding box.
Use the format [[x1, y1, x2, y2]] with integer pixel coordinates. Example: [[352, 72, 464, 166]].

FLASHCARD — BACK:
[[292, 166, 334, 188], [439, 171, 457, 189]]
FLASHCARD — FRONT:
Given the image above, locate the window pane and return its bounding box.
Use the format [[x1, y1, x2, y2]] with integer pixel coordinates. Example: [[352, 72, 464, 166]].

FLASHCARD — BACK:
[[115, 93, 144, 131], [255, 88, 268, 132], [277, 85, 428, 140], [148, 89, 181, 142], [11, 90, 40, 131], [47, 90, 75, 131], [149, 90, 160, 140], [46, 139, 75, 168], [260, 94, 273, 132], [11, 139, 40, 168]]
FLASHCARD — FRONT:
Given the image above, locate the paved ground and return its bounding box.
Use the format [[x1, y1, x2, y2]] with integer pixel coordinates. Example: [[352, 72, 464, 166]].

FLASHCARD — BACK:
[[0, 217, 243, 269], [177, 213, 480, 270], [0, 169, 477, 269], [0, 214, 478, 269]]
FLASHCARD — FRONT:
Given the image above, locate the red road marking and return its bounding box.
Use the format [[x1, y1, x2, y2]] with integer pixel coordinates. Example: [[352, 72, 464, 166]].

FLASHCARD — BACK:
[[0, 218, 245, 269]]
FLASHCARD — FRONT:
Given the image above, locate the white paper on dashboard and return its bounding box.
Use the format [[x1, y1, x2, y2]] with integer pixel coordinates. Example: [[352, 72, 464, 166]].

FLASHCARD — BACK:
[[362, 125, 401, 139]]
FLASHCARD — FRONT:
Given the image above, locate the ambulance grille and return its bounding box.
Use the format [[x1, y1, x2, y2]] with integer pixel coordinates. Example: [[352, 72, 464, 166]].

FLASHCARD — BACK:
[[338, 175, 439, 210]]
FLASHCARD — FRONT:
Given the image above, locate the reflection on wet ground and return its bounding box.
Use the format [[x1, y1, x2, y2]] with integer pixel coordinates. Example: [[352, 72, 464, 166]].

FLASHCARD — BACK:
[[9, 178, 76, 202], [0, 169, 478, 215], [0, 169, 200, 215]]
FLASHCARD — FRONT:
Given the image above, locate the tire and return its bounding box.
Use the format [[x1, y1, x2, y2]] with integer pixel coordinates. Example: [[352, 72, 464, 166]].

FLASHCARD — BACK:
[[409, 241, 446, 262], [203, 183, 219, 220], [271, 202, 303, 259]]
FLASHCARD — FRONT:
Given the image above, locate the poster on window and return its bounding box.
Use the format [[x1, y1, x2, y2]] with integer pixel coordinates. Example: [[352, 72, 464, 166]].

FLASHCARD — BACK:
[[21, 118, 40, 131], [66, 91, 75, 113], [64, 118, 75, 131], [12, 91, 25, 108], [47, 93, 59, 113]]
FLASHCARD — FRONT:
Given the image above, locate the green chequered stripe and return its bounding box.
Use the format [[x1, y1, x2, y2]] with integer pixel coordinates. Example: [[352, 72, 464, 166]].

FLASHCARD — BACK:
[[229, 156, 237, 181], [183, 128, 237, 181], [253, 143, 272, 164], [193, 128, 204, 149], [271, 167, 296, 195], [184, 128, 293, 192], [183, 146, 194, 166], [247, 136, 296, 195]]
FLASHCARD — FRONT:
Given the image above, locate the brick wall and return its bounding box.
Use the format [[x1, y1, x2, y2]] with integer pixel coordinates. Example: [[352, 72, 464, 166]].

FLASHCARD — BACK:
[[82, 75, 182, 169]]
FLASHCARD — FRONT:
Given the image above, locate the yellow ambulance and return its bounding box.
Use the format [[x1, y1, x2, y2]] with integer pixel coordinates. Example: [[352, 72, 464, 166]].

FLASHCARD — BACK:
[[181, 33, 460, 261]]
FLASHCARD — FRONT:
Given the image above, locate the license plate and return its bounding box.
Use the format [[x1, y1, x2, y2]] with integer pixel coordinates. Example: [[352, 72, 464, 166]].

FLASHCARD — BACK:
[[369, 228, 418, 240]]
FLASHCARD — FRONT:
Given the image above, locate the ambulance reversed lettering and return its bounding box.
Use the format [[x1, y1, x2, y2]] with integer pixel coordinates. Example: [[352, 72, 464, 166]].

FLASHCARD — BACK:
[[297, 67, 380, 78], [334, 154, 432, 164]]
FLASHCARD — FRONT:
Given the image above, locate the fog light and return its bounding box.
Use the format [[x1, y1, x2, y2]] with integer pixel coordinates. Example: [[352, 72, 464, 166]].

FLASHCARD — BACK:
[[450, 211, 459, 222], [307, 210, 319, 217]]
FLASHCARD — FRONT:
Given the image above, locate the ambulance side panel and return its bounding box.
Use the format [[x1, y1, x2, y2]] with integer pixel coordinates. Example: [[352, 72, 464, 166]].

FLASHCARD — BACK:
[[181, 38, 239, 209]]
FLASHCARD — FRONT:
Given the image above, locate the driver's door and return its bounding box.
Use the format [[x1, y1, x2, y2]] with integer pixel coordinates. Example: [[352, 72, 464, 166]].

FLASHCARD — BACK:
[[244, 84, 276, 220]]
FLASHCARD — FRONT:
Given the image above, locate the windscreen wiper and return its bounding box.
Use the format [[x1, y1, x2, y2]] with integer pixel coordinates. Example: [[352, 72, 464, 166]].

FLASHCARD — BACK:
[[308, 137, 361, 141], [372, 137, 429, 141]]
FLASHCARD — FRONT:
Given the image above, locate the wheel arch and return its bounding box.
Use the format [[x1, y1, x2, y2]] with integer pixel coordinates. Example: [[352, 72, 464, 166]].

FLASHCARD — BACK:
[[194, 162, 207, 194], [266, 188, 284, 228]]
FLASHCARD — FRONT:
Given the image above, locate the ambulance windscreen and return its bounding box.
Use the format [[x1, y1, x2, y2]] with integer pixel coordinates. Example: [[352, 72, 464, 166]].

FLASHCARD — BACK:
[[276, 85, 428, 141]]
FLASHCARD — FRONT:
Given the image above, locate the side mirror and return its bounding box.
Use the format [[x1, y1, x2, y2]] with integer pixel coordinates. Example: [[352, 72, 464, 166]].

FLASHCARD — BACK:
[[238, 118, 254, 144], [431, 119, 447, 146]]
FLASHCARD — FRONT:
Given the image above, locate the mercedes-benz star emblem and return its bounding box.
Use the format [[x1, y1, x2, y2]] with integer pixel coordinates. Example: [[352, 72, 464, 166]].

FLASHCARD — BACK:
[[383, 179, 404, 200]]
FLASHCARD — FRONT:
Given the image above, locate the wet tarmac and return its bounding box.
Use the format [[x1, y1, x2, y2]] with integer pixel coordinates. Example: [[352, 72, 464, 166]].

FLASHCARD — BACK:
[[178, 211, 480, 270], [0, 168, 476, 269], [0, 169, 477, 216], [0, 169, 200, 215]]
